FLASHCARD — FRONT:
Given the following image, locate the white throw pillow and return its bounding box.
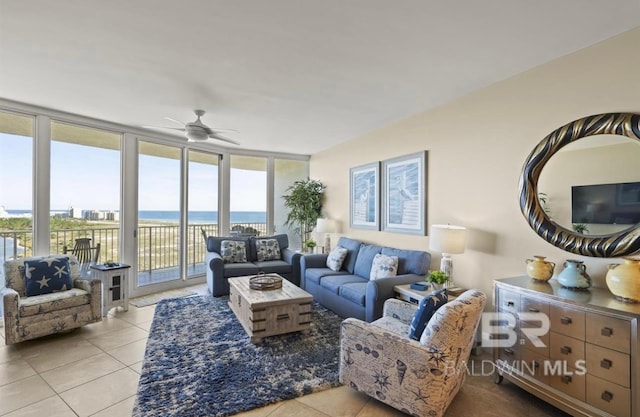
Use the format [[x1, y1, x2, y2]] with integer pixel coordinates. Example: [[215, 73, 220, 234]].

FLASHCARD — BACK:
[[370, 253, 398, 280], [326, 246, 348, 271]]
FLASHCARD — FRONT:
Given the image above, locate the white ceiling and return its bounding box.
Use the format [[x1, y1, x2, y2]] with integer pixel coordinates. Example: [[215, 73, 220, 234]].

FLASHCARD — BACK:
[[1, 0, 639, 155]]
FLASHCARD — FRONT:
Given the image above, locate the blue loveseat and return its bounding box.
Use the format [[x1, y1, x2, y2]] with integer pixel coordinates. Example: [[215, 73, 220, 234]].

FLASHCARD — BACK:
[[205, 234, 301, 296], [300, 237, 430, 322]]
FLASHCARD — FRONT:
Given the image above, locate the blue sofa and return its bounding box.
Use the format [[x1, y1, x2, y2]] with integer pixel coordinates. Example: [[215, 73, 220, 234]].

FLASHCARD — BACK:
[[205, 234, 301, 296], [300, 237, 430, 322]]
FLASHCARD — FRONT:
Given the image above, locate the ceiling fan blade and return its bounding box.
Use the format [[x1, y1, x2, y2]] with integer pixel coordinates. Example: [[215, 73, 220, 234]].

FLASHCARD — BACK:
[[208, 133, 240, 145], [209, 127, 239, 134], [142, 125, 186, 132], [164, 117, 186, 126]]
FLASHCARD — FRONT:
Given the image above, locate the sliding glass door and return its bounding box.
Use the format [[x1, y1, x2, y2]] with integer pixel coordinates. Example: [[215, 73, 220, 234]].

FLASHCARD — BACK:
[[137, 141, 181, 287], [187, 150, 219, 279]]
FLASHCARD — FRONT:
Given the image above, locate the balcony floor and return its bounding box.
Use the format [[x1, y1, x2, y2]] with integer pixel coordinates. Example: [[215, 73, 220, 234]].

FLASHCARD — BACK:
[[137, 263, 207, 286]]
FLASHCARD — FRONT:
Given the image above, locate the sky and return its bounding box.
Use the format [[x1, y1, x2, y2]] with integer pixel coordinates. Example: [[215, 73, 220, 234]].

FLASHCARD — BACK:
[[0, 132, 266, 212]]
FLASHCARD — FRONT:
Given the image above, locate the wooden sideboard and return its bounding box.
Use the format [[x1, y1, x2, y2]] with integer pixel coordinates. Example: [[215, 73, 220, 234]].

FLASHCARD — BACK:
[[493, 276, 639, 417]]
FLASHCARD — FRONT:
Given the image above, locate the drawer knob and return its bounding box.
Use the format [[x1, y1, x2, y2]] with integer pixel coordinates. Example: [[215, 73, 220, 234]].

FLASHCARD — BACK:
[[528, 307, 540, 313], [601, 391, 614, 402], [506, 301, 515, 307], [560, 316, 572, 325], [560, 346, 572, 355], [601, 327, 613, 337], [276, 313, 290, 321], [600, 359, 612, 369], [561, 375, 572, 384]]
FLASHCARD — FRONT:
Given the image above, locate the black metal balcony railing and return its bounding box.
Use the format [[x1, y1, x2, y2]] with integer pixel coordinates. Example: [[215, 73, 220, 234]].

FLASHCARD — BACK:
[[0, 222, 267, 285]]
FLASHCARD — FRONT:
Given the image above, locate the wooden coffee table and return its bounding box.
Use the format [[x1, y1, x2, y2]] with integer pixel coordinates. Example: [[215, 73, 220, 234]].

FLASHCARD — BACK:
[[228, 274, 313, 343]]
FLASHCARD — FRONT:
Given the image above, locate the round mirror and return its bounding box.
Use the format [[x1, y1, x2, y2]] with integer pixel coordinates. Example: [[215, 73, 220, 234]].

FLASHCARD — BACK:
[[519, 113, 640, 257]]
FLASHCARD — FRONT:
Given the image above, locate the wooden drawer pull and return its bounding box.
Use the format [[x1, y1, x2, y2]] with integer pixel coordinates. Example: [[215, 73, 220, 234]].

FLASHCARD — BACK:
[[561, 375, 572, 384], [600, 358, 612, 369], [276, 313, 290, 321], [601, 391, 614, 402], [601, 327, 613, 337], [528, 307, 540, 312], [560, 316, 572, 325], [560, 346, 572, 355]]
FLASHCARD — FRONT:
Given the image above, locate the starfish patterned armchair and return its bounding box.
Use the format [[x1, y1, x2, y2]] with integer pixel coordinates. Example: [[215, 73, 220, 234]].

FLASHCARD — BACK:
[[2, 254, 102, 345], [339, 289, 487, 417]]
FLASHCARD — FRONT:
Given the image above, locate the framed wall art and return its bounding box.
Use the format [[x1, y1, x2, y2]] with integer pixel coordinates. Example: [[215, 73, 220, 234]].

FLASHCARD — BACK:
[[382, 151, 427, 235], [349, 162, 380, 230]]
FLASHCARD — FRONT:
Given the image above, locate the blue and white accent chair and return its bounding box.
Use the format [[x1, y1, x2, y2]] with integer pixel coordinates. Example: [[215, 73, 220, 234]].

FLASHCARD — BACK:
[[339, 289, 487, 417], [2, 254, 102, 344]]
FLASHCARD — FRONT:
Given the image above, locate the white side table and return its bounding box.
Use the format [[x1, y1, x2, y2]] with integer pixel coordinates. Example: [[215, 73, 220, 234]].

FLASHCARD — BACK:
[[393, 283, 466, 304], [90, 264, 130, 316]]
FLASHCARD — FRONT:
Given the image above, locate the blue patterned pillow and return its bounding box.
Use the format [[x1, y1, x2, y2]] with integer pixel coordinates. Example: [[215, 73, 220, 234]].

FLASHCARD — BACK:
[[408, 288, 448, 341], [326, 246, 348, 271], [220, 240, 248, 263], [256, 239, 281, 261], [24, 256, 73, 296]]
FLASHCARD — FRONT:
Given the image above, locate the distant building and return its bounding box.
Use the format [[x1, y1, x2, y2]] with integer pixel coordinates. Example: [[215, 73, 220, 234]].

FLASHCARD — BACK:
[[83, 209, 120, 221], [105, 211, 120, 221], [69, 207, 83, 219]]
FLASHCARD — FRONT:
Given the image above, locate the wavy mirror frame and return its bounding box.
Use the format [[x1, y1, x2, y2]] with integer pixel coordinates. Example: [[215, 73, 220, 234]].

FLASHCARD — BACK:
[[519, 112, 640, 257]]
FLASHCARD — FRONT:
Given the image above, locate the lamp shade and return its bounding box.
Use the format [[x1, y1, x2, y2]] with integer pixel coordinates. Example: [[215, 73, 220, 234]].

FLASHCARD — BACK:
[[315, 218, 339, 234], [429, 224, 467, 254]]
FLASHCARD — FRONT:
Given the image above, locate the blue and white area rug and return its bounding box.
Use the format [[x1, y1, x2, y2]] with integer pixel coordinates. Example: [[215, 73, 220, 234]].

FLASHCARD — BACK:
[[133, 295, 342, 416]]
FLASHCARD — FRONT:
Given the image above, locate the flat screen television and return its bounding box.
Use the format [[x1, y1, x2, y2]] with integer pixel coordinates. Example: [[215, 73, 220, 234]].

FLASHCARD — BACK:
[[572, 182, 640, 225]]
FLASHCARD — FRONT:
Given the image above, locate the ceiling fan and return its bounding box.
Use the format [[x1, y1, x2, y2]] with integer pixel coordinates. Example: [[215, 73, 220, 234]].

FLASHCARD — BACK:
[[143, 110, 239, 145]]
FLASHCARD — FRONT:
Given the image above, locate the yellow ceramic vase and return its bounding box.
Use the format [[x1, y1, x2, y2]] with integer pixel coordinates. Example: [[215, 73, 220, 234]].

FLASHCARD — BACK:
[[525, 255, 555, 281], [606, 258, 640, 303]]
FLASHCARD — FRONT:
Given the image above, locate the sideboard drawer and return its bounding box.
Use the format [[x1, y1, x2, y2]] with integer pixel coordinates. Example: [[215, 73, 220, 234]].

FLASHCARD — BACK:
[[550, 304, 585, 341], [497, 289, 520, 314], [550, 332, 585, 364], [586, 374, 630, 417], [521, 320, 550, 356], [585, 314, 630, 354], [522, 348, 550, 386], [585, 343, 630, 388], [549, 371, 586, 402], [521, 296, 549, 315]]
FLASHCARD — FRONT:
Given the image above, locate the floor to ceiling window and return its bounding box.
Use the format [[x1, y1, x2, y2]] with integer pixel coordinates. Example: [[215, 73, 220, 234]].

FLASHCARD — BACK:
[[274, 158, 308, 249], [50, 121, 122, 265], [230, 155, 267, 236], [0, 111, 34, 289], [187, 150, 219, 279], [137, 141, 182, 287]]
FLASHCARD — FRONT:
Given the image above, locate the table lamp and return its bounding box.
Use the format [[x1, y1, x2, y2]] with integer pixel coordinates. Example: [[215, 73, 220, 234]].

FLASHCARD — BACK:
[[429, 224, 467, 286], [315, 219, 339, 253]]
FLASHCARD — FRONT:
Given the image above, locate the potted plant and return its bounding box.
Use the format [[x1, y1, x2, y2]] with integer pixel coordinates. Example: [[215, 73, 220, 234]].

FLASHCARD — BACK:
[[426, 270, 450, 290], [305, 239, 317, 253], [282, 179, 326, 249]]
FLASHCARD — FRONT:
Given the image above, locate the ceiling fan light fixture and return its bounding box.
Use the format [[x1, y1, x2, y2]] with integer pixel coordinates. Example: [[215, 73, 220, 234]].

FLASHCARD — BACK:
[[185, 127, 208, 141]]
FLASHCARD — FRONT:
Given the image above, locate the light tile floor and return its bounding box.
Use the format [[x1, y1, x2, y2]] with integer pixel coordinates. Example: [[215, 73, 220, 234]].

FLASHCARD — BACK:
[[1, 284, 569, 417]]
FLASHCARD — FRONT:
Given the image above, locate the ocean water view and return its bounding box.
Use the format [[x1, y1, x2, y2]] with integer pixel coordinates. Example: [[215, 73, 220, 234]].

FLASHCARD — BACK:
[[3, 209, 266, 224]]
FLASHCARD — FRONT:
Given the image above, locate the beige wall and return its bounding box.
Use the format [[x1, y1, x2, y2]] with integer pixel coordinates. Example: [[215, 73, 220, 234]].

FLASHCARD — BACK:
[[310, 27, 640, 298]]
